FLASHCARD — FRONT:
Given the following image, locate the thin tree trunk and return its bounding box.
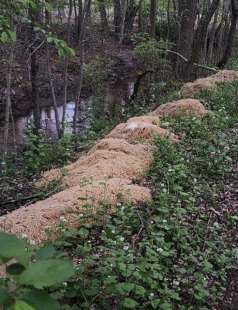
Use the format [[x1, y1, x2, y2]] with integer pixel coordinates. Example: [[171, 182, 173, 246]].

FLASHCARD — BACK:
[[3, 45, 14, 159], [73, 0, 90, 134], [207, 8, 219, 63], [119, 0, 127, 44], [76, 0, 83, 42], [138, 0, 143, 32], [62, 0, 73, 137], [149, 0, 157, 38], [46, 46, 61, 139], [29, 6, 41, 133]]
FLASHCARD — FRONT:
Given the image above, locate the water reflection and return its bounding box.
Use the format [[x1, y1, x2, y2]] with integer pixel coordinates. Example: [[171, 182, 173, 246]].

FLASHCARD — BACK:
[[0, 81, 134, 150]]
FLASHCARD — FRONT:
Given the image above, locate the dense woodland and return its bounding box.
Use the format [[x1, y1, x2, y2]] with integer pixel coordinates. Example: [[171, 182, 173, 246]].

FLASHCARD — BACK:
[[0, 1, 238, 309], [0, 0, 238, 156]]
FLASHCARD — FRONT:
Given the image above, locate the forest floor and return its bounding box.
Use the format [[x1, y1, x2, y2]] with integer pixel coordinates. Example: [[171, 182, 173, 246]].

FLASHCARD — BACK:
[[1, 73, 238, 308], [219, 128, 238, 309]]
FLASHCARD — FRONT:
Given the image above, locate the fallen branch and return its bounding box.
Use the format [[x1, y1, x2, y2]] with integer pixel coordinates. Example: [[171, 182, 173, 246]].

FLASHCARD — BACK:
[[161, 49, 218, 73]]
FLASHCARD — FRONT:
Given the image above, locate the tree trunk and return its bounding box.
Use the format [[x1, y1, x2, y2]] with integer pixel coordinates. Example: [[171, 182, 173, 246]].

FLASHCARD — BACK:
[[119, 0, 127, 44], [113, 0, 122, 35], [62, 0, 73, 137], [124, 0, 138, 34], [29, 6, 41, 133], [207, 8, 219, 63], [218, 0, 238, 68], [3, 45, 14, 159], [138, 0, 144, 32], [175, 0, 198, 79], [187, 0, 220, 78], [99, 0, 110, 33], [73, 0, 90, 134], [75, 0, 83, 42], [149, 0, 157, 38], [46, 46, 61, 139]]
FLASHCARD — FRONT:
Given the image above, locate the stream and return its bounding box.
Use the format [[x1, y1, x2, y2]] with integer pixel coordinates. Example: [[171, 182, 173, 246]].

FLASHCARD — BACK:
[[0, 80, 135, 151]]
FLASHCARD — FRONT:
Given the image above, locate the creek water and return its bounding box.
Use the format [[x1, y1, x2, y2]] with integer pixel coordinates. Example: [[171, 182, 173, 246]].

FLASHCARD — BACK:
[[0, 80, 135, 151]]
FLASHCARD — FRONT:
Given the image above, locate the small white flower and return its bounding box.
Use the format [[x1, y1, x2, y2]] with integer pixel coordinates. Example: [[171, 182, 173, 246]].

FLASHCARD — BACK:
[[162, 219, 167, 223], [162, 188, 167, 193], [119, 237, 125, 242], [150, 221, 154, 224], [79, 213, 84, 218], [63, 282, 68, 287], [157, 248, 163, 253], [60, 216, 67, 222], [173, 280, 180, 286], [21, 234, 27, 239], [30, 240, 36, 246], [123, 245, 129, 251], [112, 230, 115, 234], [150, 293, 154, 297]]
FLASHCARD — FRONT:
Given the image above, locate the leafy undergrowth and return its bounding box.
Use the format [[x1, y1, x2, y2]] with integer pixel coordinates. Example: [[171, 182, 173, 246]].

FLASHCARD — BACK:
[[1, 82, 238, 309], [0, 119, 115, 216]]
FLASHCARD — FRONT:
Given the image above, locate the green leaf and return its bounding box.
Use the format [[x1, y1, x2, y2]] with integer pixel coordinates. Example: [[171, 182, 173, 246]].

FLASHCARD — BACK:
[[0, 232, 31, 266], [161, 302, 172, 310], [6, 263, 25, 275], [78, 227, 89, 238], [35, 245, 57, 260], [134, 285, 146, 297], [121, 298, 139, 308], [115, 282, 135, 294], [23, 289, 59, 310], [1, 32, 9, 43], [8, 31, 16, 42], [0, 288, 12, 306], [14, 300, 35, 310], [19, 259, 75, 289]]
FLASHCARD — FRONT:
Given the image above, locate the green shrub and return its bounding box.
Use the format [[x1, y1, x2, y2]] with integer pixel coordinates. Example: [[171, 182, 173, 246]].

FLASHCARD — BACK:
[[23, 126, 73, 175]]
